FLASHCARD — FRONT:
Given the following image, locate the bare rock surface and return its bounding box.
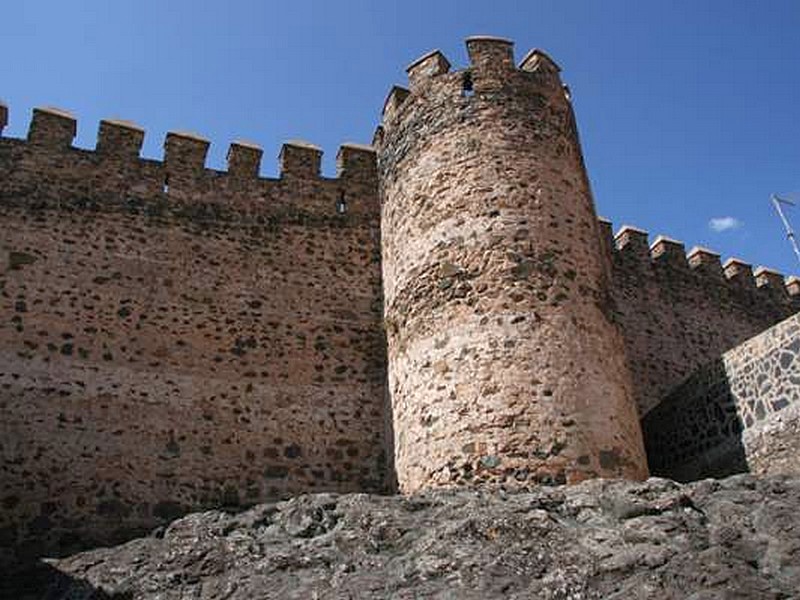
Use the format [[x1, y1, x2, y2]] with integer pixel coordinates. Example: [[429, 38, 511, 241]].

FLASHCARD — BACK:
[[25, 474, 800, 599]]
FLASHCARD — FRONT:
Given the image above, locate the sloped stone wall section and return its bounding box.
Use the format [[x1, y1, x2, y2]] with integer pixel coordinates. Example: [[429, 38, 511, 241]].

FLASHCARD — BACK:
[[643, 313, 800, 481]]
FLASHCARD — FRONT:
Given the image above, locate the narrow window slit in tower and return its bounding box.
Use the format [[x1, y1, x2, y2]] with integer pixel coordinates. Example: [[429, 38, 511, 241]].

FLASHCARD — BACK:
[[462, 72, 474, 97], [336, 192, 348, 215], [163, 175, 170, 195]]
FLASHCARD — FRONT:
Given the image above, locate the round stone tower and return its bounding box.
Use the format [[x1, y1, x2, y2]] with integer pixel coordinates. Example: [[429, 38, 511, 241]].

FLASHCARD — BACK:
[[375, 37, 648, 493]]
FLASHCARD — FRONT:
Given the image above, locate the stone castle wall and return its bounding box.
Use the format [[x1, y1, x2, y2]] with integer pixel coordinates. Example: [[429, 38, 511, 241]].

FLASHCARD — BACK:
[[0, 106, 388, 563], [0, 38, 798, 565], [376, 39, 648, 493], [600, 222, 799, 416], [642, 313, 800, 481]]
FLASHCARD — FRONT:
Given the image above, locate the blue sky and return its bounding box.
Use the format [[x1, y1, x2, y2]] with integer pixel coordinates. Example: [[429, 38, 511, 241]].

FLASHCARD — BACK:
[[2, 1, 800, 275]]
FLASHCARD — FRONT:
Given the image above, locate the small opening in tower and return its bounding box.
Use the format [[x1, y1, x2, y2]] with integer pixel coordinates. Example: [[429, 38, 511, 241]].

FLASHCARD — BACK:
[[336, 192, 348, 215], [163, 175, 170, 194], [462, 72, 474, 97]]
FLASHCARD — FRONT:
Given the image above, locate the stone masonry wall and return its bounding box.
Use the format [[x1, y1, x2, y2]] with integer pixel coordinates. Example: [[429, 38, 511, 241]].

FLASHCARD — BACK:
[[1, 39, 799, 569], [376, 39, 648, 493], [642, 313, 800, 481], [600, 223, 799, 416], [0, 106, 387, 564]]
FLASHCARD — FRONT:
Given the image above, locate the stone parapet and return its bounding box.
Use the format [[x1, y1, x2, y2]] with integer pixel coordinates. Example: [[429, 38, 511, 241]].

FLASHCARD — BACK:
[[0, 103, 379, 218]]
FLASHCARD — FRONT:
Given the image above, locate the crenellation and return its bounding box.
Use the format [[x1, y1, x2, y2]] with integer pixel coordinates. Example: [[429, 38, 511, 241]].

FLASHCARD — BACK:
[[723, 257, 756, 288], [519, 48, 562, 90], [519, 48, 561, 74], [336, 143, 376, 182], [465, 36, 515, 75], [754, 266, 788, 297], [0, 104, 385, 563], [650, 235, 687, 265], [0, 102, 379, 219], [612, 238, 796, 417], [1, 37, 798, 569], [29, 106, 77, 148], [226, 140, 263, 180], [97, 119, 145, 158], [686, 246, 723, 277], [279, 140, 322, 179], [788, 277, 800, 311], [596, 217, 615, 257], [787, 276, 800, 297], [163, 130, 210, 195], [614, 225, 649, 256], [406, 50, 451, 90], [0, 100, 8, 135], [380, 86, 410, 126]]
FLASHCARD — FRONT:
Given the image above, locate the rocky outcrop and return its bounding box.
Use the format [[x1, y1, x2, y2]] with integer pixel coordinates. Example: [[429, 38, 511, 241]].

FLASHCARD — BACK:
[[14, 474, 800, 599]]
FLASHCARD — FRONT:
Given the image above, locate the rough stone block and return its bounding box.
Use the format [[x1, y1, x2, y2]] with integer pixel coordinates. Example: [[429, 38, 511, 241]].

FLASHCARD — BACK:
[[29, 106, 77, 148], [0, 101, 8, 135], [97, 119, 145, 158], [687, 246, 723, 276], [406, 50, 450, 90], [615, 225, 649, 255], [466, 36, 515, 73], [227, 140, 263, 179], [336, 143, 376, 181], [650, 235, 687, 265], [279, 140, 322, 179]]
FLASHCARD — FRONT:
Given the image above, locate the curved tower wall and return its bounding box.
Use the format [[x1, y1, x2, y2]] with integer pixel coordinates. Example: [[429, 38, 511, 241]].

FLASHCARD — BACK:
[[376, 37, 648, 493]]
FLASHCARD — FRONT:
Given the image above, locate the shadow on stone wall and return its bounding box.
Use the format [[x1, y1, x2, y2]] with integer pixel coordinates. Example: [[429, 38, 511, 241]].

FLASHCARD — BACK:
[[641, 358, 749, 482], [0, 512, 180, 589], [642, 313, 800, 481], [2, 559, 131, 600]]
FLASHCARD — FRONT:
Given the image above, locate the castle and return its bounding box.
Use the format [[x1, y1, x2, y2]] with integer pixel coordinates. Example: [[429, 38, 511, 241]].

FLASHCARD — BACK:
[[1, 37, 798, 565]]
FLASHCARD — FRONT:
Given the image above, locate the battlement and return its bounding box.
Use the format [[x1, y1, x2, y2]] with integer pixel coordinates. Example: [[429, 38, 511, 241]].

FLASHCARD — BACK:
[[687, 246, 724, 277], [603, 217, 799, 416], [0, 100, 7, 134], [3, 37, 799, 565], [608, 221, 798, 299], [400, 37, 517, 91], [465, 35, 515, 74], [97, 119, 146, 157], [380, 37, 569, 130], [336, 143, 378, 183], [787, 276, 800, 296], [754, 266, 787, 294], [0, 103, 379, 219], [226, 140, 263, 180], [650, 235, 687, 266], [519, 48, 561, 74], [0, 103, 387, 564], [614, 225, 650, 254], [406, 50, 451, 90], [29, 106, 77, 147]]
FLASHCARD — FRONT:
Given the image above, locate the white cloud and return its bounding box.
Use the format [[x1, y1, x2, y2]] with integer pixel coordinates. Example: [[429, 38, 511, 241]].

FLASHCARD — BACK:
[[709, 216, 742, 233]]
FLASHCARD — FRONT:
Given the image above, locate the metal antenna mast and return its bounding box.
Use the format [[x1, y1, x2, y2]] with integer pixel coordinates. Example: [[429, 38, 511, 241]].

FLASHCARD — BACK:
[[771, 194, 800, 268]]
